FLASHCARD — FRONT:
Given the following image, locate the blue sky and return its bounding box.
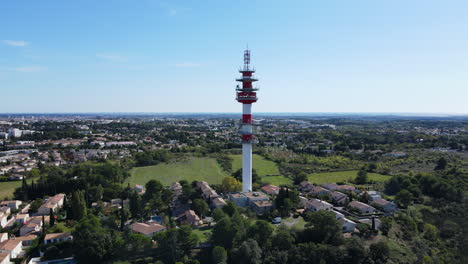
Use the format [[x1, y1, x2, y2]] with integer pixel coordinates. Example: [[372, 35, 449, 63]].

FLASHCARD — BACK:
[[1, 0, 467, 113]]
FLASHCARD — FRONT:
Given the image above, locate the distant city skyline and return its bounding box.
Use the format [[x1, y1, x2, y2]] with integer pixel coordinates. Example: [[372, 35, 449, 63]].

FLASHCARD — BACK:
[[1, 0, 467, 113]]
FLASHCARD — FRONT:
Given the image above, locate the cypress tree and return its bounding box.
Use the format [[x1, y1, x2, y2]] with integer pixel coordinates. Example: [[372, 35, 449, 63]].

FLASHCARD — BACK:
[[50, 208, 55, 226]]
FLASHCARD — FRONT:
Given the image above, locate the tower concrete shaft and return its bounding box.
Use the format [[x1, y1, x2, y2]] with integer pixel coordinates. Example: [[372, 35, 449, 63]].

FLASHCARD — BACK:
[[235, 49, 258, 192]]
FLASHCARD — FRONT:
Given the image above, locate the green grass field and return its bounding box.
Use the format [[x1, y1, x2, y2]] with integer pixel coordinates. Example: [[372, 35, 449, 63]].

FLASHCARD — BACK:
[[0, 177, 38, 200], [307, 170, 390, 184], [126, 157, 229, 186], [229, 154, 292, 185], [229, 154, 280, 176]]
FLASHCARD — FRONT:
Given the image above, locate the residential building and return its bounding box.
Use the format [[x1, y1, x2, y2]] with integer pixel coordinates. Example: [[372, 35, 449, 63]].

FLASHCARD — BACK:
[[0, 252, 8, 264], [330, 191, 349, 206], [339, 218, 357, 232], [0, 215, 7, 228], [306, 199, 333, 212], [310, 186, 331, 196], [44, 233, 73, 245], [0, 239, 22, 259], [335, 185, 357, 193], [251, 200, 274, 214], [299, 181, 314, 192], [0, 208, 10, 216], [8, 129, 22, 138], [211, 197, 227, 209], [348, 201, 376, 214], [0, 201, 21, 210], [321, 183, 338, 191], [37, 194, 65, 215], [261, 184, 280, 195], [130, 223, 166, 238], [0, 234, 7, 243], [176, 210, 202, 226], [13, 234, 37, 246], [372, 199, 397, 213], [366, 191, 382, 201]]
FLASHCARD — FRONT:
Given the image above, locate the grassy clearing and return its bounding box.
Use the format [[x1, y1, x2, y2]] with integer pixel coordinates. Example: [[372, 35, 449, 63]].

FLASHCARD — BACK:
[[229, 154, 280, 176], [126, 157, 229, 186], [230, 154, 292, 185], [307, 170, 390, 184], [192, 228, 212, 243], [0, 177, 38, 200], [282, 216, 307, 231]]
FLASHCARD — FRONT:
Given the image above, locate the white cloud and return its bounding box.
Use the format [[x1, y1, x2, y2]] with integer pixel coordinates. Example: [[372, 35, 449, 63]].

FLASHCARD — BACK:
[[174, 62, 203, 67], [96, 53, 128, 62], [1, 40, 28, 47], [14, 66, 46, 72]]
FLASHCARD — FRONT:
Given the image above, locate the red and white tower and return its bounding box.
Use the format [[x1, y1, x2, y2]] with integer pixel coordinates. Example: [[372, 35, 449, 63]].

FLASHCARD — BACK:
[[236, 49, 258, 192]]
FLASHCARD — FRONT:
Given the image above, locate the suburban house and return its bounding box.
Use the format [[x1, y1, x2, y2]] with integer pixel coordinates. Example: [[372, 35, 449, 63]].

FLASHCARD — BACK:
[[321, 183, 339, 191], [44, 233, 73, 245], [0, 208, 10, 216], [13, 234, 37, 246], [310, 186, 331, 196], [261, 184, 280, 195], [211, 197, 227, 209], [19, 216, 47, 236], [348, 201, 376, 215], [335, 185, 357, 193], [176, 210, 202, 226], [299, 181, 315, 192], [15, 214, 29, 225], [197, 181, 220, 201], [0, 239, 22, 259], [306, 199, 333, 212], [37, 193, 65, 215], [372, 199, 397, 213], [0, 201, 22, 210], [366, 191, 382, 201], [298, 196, 309, 208], [0, 215, 7, 228], [0, 252, 9, 264], [130, 222, 166, 238], [339, 218, 357, 233], [330, 191, 349, 205], [0, 234, 7, 243]]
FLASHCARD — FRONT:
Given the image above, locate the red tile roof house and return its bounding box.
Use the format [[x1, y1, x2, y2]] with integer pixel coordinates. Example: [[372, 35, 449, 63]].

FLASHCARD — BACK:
[[0, 201, 22, 210], [0, 239, 22, 259], [176, 210, 202, 227], [299, 181, 314, 193], [335, 185, 357, 193], [44, 233, 73, 245], [12, 234, 37, 246], [0, 207, 11, 216], [261, 184, 280, 195], [211, 197, 227, 209], [0, 252, 9, 264], [330, 191, 349, 206], [37, 193, 65, 215], [348, 201, 376, 215], [0, 234, 7, 244], [0, 215, 7, 229], [321, 183, 339, 191], [371, 199, 398, 213], [131, 223, 166, 237], [306, 199, 333, 212], [310, 186, 331, 197]]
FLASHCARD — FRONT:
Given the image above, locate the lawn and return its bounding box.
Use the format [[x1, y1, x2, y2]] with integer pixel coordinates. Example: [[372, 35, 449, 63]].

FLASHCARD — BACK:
[[229, 154, 280, 176], [307, 170, 390, 184], [192, 228, 212, 243], [126, 157, 229, 186], [229, 154, 292, 185], [281, 216, 307, 231], [0, 177, 37, 200]]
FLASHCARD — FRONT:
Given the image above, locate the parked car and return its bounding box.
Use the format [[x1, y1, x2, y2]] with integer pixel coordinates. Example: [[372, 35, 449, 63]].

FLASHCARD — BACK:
[[272, 217, 282, 224]]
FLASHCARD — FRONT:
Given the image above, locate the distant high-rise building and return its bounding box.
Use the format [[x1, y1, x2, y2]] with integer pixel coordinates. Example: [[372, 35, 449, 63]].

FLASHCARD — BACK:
[[8, 128, 22, 138], [235, 49, 258, 192]]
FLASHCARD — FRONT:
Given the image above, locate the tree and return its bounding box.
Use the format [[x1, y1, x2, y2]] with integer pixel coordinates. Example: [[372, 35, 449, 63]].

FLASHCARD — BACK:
[[346, 238, 367, 264], [49, 208, 55, 226], [369, 241, 390, 264], [220, 176, 242, 193], [192, 199, 209, 218], [73, 215, 116, 263], [71, 190, 87, 220], [302, 211, 342, 244], [395, 189, 413, 208], [129, 191, 142, 220], [212, 246, 227, 264], [248, 220, 274, 248], [271, 225, 295, 250], [355, 170, 368, 184], [292, 172, 308, 185], [233, 239, 262, 264], [434, 157, 447, 170]]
